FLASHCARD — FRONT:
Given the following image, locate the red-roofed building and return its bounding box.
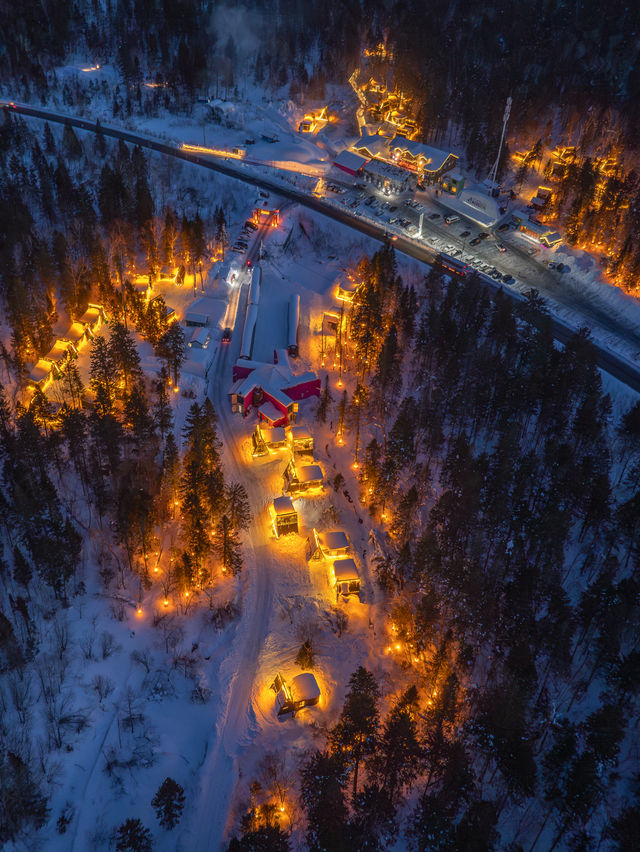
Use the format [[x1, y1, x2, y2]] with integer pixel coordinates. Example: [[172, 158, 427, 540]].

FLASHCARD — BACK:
[[229, 349, 320, 426]]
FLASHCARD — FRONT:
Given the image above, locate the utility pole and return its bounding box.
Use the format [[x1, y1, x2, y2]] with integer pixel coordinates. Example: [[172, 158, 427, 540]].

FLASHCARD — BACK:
[[488, 96, 512, 191]]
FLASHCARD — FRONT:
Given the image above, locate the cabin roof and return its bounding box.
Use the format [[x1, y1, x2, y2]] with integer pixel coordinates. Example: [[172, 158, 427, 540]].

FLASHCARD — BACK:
[[333, 557, 359, 582], [290, 672, 321, 703], [318, 529, 350, 550], [297, 464, 323, 483], [272, 495, 295, 515]]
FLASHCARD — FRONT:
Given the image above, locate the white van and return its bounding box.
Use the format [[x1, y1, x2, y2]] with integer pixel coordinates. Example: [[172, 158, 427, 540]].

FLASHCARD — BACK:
[[445, 215, 460, 225]]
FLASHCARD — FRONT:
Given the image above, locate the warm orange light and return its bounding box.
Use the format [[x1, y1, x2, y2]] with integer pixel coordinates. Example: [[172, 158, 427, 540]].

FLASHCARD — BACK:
[[137, 606, 142, 615], [185, 591, 189, 597], [174, 386, 180, 393], [163, 599, 169, 607], [352, 461, 359, 470]]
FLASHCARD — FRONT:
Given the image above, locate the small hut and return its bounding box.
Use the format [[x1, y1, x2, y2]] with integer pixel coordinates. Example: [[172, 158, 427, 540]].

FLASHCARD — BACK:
[[272, 672, 321, 716], [283, 459, 323, 495], [331, 557, 360, 597], [307, 528, 352, 561], [286, 424, 314, 456], [269, 495, 299, 537], [252, 424, 288, 457]]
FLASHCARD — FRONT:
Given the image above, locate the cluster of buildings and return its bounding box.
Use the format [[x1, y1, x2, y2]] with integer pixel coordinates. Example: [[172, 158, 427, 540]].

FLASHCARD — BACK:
[[333, 132, 458, 195], [28, 304, 106, 394]]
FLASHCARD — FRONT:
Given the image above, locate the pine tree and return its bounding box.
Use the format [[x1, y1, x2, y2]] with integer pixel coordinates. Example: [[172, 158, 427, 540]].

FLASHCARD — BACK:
[[330, 666, 380, 799], [0, 751, 48, 844], [109, 322, 143, 393], [115, 818, 152, 852], [370, 686, 423, 803], [90, 335, 117, 415], [152, 370, 173, 441], [213, 514, 243, 576], [316, 374, 333, 423], [62, 122, 82, 159], [43, 122, 56, 154], [224, 482, 251, 530], [12, 546, 32, 594], [300, 750, 350, 852], [156, 323, 185, 388], [151, 777, 185, 830], [123, 383, 156, 456]]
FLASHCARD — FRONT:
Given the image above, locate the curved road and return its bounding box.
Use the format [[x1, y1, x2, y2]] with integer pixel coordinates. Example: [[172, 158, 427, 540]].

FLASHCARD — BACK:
[[5, 100, 640, 391]]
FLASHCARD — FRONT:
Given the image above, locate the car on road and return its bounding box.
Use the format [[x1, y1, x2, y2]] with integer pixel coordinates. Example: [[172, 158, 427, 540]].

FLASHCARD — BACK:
[[497, 223, 510, 232], [469, 237, 481, 246], [222, 327, 232, 343], [428, 212, 441, 220], [445, 215, 460, 225], [460, 230, 470, 238], [384, 232, 398, 241], [496, 243, 507, 252], [478, 232, 490, 240]]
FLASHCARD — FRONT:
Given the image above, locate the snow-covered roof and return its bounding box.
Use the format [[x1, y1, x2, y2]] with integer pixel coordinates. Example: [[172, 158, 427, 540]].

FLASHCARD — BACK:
[[272, 495, 296, 515], [390, 137, 455, 171], [363, 158, 410, 182], [334, 149, 369, 173], [78, 305, 103, 325], [188, 327, 211, 346], [261, 426, 287, 444], [68, 322, 86, 343], [44, 339, 75, 363], [333, 557, 359, 582], [185, 312, 209, 326], [297, 464, 323, 483], [290, 672, 321, 703], [288, 425, 313, 441], [318, 529, 350, 551], [29, 359, 53, 383], [259, 401, 285, 424], [353, 131, 390, 159], [233, 352, 319, 409]]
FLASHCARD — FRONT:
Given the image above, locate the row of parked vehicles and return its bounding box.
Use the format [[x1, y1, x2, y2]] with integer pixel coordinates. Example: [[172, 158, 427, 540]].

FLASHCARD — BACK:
[[230, 218, 258, 254]]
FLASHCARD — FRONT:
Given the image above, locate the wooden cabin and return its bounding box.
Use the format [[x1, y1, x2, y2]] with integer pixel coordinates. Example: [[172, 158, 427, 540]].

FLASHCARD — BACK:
[[28, 359, 55, 392], [43, 339, 77, 374], [331, 557, 360, 597], [78, 303, 106, 336], [286, 424, 314, 456], [252, 424, 288, 457], [272, 672, 321, 716], [269, 495, 299, 537], [283, 459, 323, 495], [307, 528, 352, 561]]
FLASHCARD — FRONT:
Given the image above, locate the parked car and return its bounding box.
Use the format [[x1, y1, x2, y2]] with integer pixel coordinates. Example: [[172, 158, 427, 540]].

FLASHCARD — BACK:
[[428, 212, 441, 220], [469, 237, 481, 246], [502, 274, 515, 284], [445, 215, 460, 225], [497, 223, 510, 231], [478, 231, 490, 240], [460, 230, 471, 238], [496, 243, 507, 252]]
